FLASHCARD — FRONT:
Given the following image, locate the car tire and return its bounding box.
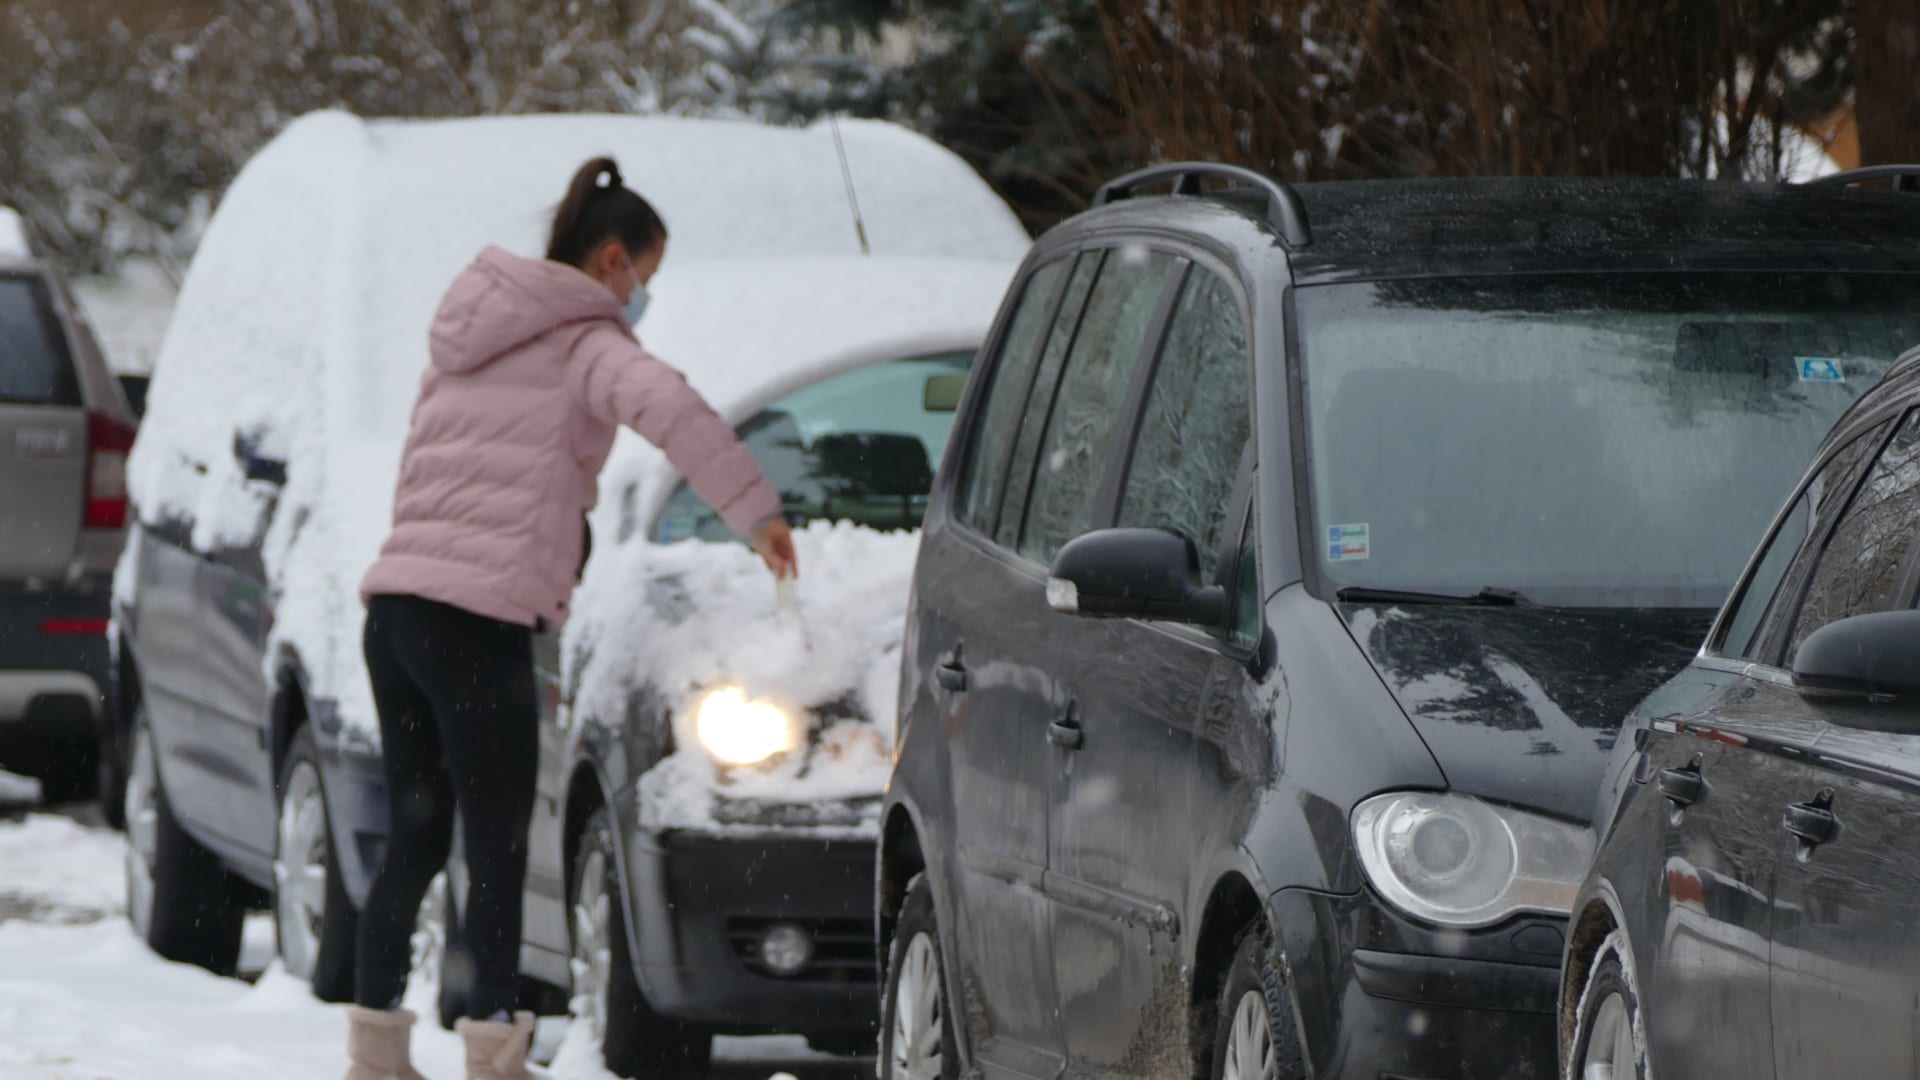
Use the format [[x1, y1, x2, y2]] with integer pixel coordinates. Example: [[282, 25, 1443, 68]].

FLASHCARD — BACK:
[[1210, 923, 1308, 1080], [123, 706, 246, 975], [880, 876, 959, 1080], [274, 724, 358, 1002], [425, 872, 468, 1031], [1569, 948, 1648, 1080], [97, 721, 128, 829], [572, 805, 711, 1079], [33, 739, 99, 806]]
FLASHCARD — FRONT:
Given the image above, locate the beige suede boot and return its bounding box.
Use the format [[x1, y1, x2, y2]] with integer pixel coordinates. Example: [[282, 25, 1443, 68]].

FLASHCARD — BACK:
[[344, 1005, 431, 1080], [456, 1011, 545, 1080]]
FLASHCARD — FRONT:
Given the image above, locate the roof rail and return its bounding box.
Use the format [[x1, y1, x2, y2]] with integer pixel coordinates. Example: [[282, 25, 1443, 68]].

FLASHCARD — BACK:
[[1804, 165, 1920, 192], [1095, 162, 1313, 247]]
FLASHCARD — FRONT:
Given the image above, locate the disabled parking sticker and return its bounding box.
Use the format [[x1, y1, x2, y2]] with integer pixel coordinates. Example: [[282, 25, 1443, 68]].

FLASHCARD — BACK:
[[1797, 357, 1846, 383], [1327, 523, 1371, 562]]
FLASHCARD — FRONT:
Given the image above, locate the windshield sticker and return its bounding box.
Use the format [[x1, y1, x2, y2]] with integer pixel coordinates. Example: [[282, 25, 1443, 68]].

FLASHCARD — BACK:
[[1797, 357, 1846, 383], [1327, 523, 1371, 562]]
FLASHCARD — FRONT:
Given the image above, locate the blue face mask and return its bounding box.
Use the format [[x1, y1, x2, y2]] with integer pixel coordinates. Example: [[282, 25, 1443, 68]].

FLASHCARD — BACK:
[[623, 284, 650, 327], [620, 252, 650, 326]]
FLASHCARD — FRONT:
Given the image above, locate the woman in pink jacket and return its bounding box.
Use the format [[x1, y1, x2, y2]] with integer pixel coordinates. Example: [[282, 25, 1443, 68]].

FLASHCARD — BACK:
[[343, 158, 795, 1080]]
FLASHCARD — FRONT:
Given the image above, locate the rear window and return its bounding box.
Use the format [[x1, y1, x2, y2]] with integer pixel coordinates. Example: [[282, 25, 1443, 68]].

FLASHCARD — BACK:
[[652, 353, 974, 544], [0, 275, 78, 406]]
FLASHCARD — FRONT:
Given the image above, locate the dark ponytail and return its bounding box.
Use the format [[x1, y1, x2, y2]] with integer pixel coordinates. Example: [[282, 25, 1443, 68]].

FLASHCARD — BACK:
[[547, 156, 668, 268]]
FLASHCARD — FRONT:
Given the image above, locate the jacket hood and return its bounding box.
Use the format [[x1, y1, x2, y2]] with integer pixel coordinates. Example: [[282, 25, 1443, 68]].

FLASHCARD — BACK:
[[1340, 603, 1715, 823], [430, 246, 625, 374]]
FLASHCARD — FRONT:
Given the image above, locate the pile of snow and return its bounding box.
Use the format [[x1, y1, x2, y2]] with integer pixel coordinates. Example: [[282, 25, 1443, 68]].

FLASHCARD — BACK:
[[0, 207, 28, 258], [0, 770, 41, 805], [567, 521, 919, 838], [0, 815, 126, 923], [123, 109, 1025, 741]]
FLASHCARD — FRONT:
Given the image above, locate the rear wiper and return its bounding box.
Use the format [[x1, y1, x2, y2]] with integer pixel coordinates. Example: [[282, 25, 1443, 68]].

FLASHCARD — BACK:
[[1335, 586, 1531, 606]]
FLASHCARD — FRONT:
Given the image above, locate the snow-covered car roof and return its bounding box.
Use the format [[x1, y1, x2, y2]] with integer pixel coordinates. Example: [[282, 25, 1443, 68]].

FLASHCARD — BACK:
[[0, 207, 32, 268], [125, 111, 1028, 736]]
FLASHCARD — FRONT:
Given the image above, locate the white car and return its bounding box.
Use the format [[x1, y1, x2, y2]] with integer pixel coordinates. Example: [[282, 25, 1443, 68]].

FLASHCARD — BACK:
[[112, 109, 1024, 1071]]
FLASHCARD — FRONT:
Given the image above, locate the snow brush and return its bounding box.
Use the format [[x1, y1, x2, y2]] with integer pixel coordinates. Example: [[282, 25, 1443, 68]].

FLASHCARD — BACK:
[[775, 576, 815, 654]]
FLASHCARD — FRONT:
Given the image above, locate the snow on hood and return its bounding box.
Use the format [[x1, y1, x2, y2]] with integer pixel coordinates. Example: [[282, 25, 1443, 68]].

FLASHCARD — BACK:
[[567, 520, 919, 838], [123, 110, 1025, 743], [429, 247, 623, 375]]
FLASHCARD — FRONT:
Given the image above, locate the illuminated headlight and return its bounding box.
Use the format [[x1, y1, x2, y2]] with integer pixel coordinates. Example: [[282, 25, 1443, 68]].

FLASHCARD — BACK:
[[692, 687, 802, 766], [1352, 792, 1593, 928]]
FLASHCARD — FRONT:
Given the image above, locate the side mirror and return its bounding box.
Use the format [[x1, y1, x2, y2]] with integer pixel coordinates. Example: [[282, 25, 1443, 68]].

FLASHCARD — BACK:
[[1792, 610, 1920, 701], [1047, 528, 1226, 627]]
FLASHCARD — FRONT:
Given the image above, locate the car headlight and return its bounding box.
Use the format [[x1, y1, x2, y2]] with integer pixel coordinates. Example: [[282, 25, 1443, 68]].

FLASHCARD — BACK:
[[692, 687, 802, 767], [1352, 792, 1593, 928]]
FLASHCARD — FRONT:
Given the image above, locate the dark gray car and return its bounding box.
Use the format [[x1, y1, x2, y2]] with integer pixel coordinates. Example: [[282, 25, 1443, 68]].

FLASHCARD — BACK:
[[0, 216, 136, 806], [880, 167, 1920, 1080], [1565, 342, 1920, 1080]]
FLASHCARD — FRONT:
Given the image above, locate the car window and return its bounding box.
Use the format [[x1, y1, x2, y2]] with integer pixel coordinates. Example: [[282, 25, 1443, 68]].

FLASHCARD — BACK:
[[1116, 267, 1250, 582], [1299, 273, 1920, 608], [1017, 246, 1180, 564], [652, 353, 973, 544], [955, 258, 1070, 534], [1717, 494, 1810, 660], [1746, 419, 1892, 665], [994, 253, 1100, 549], [1784, 410, 1920, 660], [0, 276, 79, 406]]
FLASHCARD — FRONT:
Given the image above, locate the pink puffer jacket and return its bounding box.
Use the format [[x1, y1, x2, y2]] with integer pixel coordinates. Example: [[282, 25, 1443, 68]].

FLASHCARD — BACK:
[[360, 246, 781, 630]]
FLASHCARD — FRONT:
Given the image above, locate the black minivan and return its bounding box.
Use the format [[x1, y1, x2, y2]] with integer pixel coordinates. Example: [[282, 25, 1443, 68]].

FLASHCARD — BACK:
[[878, 165, 1920, 1080]]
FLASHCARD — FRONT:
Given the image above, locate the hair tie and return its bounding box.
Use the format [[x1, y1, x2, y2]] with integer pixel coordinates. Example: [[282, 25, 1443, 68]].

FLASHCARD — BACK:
[[602, 165, 623, 192]]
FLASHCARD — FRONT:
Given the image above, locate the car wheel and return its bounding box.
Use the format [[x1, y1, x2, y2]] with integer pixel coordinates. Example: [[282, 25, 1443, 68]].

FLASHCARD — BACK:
[[881, 876, 958, 1080], [1211, 923, 1307, 1080], [124, 707, 246, 974], [1570, 949, 1648, 1080], [415, 871, 468, 1031], [97, 720, 128, 829], [573, 805, 711, 1079], [274, 724, 358, 1002]]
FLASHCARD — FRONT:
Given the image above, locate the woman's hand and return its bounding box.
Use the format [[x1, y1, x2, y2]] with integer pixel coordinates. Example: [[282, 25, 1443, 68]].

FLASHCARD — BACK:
[[751, 517, 799, 580]]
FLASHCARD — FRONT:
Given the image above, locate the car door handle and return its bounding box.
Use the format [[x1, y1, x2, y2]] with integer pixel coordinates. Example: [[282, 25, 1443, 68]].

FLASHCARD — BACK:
[[935, 660, 968, 693], [1047, 719, 1083, 750], [1785, 791, 1839, 851], [1657, 767, 1706, 808]]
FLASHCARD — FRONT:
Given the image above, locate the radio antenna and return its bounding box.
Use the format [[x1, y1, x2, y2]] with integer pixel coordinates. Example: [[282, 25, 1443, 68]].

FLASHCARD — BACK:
[[829, 113, 871, 256]]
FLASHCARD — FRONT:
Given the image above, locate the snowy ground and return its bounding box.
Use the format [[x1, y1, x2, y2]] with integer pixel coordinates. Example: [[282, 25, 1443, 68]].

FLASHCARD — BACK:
[[0, 775, 868, 1080]]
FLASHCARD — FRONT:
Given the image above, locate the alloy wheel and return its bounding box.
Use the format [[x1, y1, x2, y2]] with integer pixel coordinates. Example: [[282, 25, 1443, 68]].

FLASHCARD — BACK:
[[123, 722, 158, 939], [571, 847, 613, 1041], [1580, 990, 1637, 1080], [889, 932, 944, 1080], [1222, 989, 1277, 1080], [273, 760, 329, 979]]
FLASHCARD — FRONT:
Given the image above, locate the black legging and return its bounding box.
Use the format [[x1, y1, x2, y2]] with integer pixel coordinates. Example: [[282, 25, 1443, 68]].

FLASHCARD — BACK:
[[354, 593, 538, 1019]]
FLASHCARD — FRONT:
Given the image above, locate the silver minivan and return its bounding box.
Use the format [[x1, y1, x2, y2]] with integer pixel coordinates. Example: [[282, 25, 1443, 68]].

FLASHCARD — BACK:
[[0, 209, 137, 806]]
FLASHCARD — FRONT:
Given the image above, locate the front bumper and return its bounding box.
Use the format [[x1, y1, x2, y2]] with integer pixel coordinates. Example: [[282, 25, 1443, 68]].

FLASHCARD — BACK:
[[1271, 887, 1561, 1080], [624, 828, 878, 1037]]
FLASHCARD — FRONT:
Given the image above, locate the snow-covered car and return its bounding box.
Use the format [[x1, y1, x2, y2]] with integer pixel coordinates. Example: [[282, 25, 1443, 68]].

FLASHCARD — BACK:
[[111, 107, 1026, 1038]]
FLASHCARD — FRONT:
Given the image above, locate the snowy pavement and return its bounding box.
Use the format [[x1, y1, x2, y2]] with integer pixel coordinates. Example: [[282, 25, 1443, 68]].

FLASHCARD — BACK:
[[0, 778, 869, 1080]]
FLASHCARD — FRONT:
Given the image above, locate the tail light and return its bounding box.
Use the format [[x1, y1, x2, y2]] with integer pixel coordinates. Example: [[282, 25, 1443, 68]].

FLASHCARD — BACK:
[[86, 411, 136, 529], [41, 618, 110, 636]]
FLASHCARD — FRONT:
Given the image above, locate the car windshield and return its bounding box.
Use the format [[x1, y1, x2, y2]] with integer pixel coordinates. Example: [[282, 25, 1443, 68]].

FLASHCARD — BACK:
[[653, 352, 973, 544], [1298, 273, 1920, 609], [0, 275, 77, 406]]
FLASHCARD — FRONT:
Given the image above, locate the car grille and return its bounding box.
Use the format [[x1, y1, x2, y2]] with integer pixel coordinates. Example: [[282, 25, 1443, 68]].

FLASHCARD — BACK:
[[726, 916, 876, 983]]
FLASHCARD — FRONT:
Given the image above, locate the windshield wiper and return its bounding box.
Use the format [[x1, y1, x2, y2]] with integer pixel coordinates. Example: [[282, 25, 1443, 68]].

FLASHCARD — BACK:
[[1334, 586, 1531, 606]]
